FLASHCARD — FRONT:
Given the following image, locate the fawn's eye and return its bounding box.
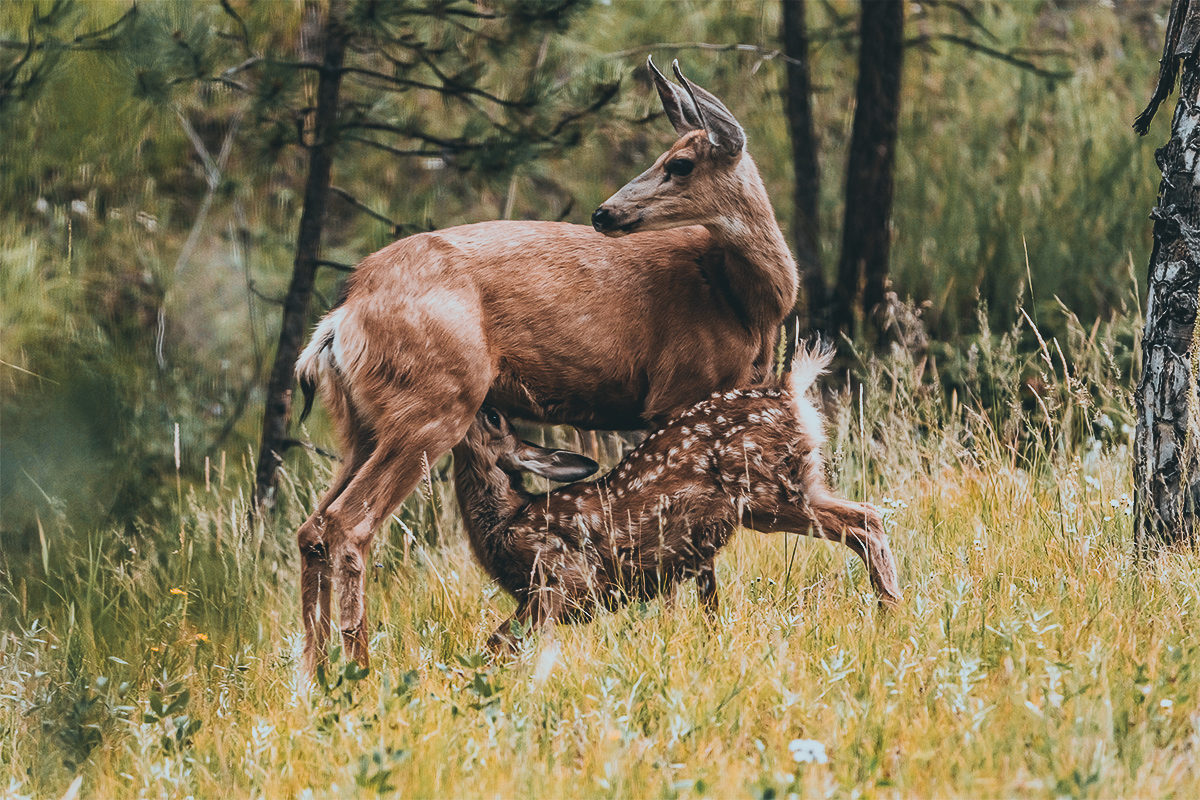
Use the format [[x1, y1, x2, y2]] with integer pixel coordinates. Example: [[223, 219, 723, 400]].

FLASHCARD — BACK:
[[483, 408, 502, 429], [665, 158, 694, 178]]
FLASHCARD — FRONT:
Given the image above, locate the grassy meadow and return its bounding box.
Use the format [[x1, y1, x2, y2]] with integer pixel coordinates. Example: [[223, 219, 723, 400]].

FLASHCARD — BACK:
[[2, 1, 1198, 798], [3, 308, 1198, 799]]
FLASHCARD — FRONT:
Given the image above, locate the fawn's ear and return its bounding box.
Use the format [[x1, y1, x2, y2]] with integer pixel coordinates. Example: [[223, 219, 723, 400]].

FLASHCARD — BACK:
[[510, 443, 599, 483]]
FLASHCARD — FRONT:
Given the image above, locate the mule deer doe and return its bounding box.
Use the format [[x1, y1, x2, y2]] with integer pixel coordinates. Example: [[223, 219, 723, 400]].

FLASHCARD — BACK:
[[294, 58, 799, 673], [453, 345, 902, 652]]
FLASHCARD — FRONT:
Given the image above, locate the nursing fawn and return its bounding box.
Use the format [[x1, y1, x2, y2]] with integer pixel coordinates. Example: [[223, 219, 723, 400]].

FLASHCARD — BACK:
[[452, 345, 901, 651]]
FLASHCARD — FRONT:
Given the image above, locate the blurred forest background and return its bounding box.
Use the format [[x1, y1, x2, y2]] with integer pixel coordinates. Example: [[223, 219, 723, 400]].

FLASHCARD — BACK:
[[0, 0, 1165, 545]]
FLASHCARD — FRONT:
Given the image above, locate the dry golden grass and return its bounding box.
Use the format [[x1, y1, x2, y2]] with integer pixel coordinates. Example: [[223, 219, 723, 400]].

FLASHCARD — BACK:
[[4, 319, 1197, 799]]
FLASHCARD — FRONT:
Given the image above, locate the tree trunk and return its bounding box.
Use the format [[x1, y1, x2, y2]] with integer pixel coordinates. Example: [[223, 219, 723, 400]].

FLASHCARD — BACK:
[[1133, 0, 1200, 548], [781, 0, 825, 332], [253, 1, 348, 514], [832, 0, 904, 343]]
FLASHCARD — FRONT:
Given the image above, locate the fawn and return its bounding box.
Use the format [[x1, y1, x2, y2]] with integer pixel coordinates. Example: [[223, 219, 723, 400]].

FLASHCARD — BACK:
[[451, 345, 901, 651]]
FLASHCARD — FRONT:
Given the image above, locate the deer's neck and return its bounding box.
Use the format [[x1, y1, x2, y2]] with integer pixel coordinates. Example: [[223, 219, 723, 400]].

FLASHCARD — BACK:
[[703, 154, 799, 334], [452, 451, 529, 552]]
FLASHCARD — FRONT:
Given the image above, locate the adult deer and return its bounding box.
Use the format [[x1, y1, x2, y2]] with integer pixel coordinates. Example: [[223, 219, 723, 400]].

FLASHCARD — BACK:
[[294, 58, 798, 673]]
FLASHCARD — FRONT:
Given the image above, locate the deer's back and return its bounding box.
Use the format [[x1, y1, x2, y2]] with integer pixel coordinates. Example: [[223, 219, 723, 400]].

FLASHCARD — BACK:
[[340, 221, 769, 429]]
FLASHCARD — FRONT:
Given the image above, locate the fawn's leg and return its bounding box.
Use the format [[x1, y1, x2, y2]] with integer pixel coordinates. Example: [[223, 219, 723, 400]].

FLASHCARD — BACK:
[[695, 558, 719, 619], [487, 589, 566, 653], [808, 494, 901, 607]]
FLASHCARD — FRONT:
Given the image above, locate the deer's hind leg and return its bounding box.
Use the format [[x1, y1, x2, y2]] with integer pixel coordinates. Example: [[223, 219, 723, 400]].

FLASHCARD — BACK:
[[316, 313, 494, 669], [324, 396, 488, 667], [298, 426, 375, 677], [759, 490, 901, 608]]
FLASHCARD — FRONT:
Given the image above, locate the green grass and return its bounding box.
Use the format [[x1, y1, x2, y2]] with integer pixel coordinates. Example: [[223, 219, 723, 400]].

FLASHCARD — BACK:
[[2, 303, 1197, 800]]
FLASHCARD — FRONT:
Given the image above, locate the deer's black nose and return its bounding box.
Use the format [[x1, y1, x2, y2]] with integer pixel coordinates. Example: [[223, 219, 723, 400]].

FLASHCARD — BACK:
[[591, 207, 614, 232]]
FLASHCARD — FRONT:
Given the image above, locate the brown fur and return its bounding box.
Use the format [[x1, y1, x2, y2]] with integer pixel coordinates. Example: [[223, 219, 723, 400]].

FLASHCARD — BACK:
[[293, 59, 800, 673], [453, 347, 902, 652]]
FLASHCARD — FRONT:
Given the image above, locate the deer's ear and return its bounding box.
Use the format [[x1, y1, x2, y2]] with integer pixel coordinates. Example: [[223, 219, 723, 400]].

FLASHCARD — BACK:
[[648, 55, 704, 136], [671, 60, 745, 157], [510, 443, 599, 483]]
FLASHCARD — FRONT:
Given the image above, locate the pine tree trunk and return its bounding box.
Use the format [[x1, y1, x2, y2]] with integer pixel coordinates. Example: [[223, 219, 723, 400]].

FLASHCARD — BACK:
[[1133, 0, 1200, 548], [781, 0, 825, 332], [253, 1, 348, 514], [832, 0, 903, 343]]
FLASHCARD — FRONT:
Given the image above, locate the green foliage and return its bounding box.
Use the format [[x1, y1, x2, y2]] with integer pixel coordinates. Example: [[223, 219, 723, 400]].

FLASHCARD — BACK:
[[38, 676, 113, 772], [313, 646, 372, 732], [142, 673, 202, 754], [890, 4, 1155, 340], [1, 0, 624, 540], [2, 0, 1163, 538]]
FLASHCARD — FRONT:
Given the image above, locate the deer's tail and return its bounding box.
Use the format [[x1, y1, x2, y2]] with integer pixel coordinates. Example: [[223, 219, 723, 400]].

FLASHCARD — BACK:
[[295, 307, 347, 424], [785, 339, 834, 398]]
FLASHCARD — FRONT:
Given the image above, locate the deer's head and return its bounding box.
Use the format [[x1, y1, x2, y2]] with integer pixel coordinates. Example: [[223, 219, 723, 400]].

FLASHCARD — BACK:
[[592, 57, 747, 238]]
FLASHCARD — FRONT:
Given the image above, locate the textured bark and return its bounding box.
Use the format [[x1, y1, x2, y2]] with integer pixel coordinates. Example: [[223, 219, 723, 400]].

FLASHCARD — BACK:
[[832, 0, 904, 343], [253, 1, 349, 513], [781, 0, 825, 331], [1134, 0, 1200, 548]]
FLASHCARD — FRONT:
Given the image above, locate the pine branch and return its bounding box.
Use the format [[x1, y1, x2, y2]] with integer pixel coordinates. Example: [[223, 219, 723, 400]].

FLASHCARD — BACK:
[[219, 0, 253, 57], [606, 41, 806, 67], [919, 0, 1001, 44], [610, 26, 1068, 83], [411, 49, 534, 109], [549, 80, 621, 137], [277, 60, 518, 110], [315, 259, 355, 272], [342, 134, 446, 160], [342, 127, 481, 153], [248, 281, 285, 306], [330, 185, 406, 235], [907, 33, 1072, 80], [0, 4, 137, 52]]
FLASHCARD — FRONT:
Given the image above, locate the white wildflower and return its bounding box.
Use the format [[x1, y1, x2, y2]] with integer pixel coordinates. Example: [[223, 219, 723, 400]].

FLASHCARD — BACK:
[[788, 738, 828, 764]]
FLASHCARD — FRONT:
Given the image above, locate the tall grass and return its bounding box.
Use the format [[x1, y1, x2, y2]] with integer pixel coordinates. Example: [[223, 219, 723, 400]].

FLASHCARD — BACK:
[[2, 293, 1196, 800]]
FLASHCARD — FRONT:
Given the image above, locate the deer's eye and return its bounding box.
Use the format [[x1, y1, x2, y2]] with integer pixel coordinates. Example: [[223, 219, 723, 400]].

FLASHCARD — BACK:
[[665, 158, 694, 178], [483, 407, 502, 429]]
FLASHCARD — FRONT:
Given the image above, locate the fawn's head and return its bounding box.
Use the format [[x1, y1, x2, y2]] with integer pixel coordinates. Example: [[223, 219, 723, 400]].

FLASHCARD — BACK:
[[460, 406, 600, 485]]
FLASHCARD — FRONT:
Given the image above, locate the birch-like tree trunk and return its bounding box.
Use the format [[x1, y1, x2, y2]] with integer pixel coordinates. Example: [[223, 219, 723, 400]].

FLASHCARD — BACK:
[[1133, 0, 1200, 547]]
